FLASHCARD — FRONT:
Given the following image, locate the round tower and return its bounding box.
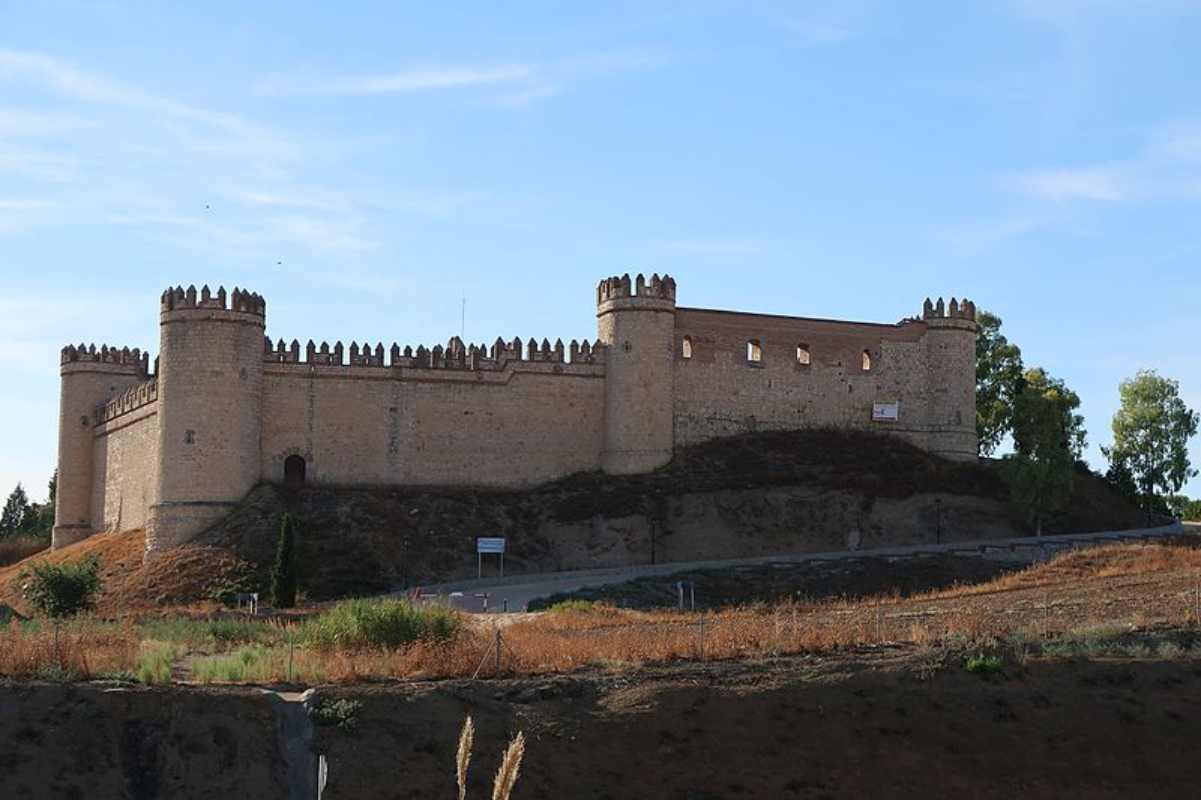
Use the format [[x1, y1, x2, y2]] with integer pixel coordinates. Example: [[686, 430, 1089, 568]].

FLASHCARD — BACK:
[[146, 285, 265, 555], [922, 296, 978, 461], [53, 345, 151, 548], [596, 273, 677, 474]]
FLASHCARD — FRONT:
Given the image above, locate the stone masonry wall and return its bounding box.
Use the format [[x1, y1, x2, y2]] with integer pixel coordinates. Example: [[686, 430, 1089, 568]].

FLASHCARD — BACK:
[[261, 362, 606, 487], [91, 402, 159, 533], [672, 307, 937, 449]]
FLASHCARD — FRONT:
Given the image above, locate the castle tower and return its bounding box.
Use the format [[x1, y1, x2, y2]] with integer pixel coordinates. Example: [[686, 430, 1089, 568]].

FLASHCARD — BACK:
[[146, 285, 265, 555], [596, 273, 677, 474], [52, 345, 151, 548], [922, 296, 978, 461]]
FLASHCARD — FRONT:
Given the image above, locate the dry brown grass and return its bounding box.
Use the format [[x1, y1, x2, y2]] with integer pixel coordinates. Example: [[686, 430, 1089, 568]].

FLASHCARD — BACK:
[[915, 540, 1201, 601], [0, 618, 139, 679], [3, 539, 1200, 686]]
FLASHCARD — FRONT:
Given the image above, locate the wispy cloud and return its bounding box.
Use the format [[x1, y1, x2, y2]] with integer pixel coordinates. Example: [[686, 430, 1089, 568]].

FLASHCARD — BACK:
[[1000, 124, 1201, 203], [0, 49, 397, 266], [0, 49, 301, 174], [782, 20, 855, 46], [1001, 165, 1127, 201], [257, 48, 668, 105], [0, 107, 95, 137]]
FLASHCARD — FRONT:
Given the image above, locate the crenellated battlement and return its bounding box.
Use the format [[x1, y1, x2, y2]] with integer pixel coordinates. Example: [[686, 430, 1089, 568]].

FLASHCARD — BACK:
[[160, 284, 266, 316], [60, 343, 151, 374], [597, 272, 676, 305], [922, 296, 977, 323], [263, 334, 606, 370], [95, 378, 158, 425]]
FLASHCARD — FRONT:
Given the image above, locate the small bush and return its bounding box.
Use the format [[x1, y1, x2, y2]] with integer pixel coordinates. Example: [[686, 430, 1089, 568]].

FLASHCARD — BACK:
[[18, 555, 102, 618], [312, 698, 363, 730], [965, 653, 1003, 675], [299, 598, 460, 651], [545, 599, 599, 614]]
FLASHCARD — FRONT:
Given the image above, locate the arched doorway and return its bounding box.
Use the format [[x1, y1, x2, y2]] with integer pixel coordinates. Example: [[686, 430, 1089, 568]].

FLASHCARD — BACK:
[[284, 454, 306, 488]]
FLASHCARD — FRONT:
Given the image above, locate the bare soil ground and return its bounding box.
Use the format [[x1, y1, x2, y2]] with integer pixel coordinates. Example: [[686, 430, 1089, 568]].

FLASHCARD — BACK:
[[5, 635, 1201, 799], [312, 643, 1201, 800], [0, 529, 249, 615], [4, 538, 1201, 797]]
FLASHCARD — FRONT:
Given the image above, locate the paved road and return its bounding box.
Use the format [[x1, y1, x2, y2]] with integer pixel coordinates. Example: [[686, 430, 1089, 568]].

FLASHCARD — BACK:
[[402, 522, 1190, 613]]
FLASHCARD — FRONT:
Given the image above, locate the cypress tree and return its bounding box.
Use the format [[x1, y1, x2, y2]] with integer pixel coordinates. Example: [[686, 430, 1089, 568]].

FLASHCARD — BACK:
[[270, 513, 298, 608], [1, 484, 30, 539]]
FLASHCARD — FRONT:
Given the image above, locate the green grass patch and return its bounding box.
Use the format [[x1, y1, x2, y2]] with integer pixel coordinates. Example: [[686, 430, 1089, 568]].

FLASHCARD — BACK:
[[135, 644, 176, 685], [192, 646, 278, 684], [299, 598, 460, 651], [140, 617, 284, 649]]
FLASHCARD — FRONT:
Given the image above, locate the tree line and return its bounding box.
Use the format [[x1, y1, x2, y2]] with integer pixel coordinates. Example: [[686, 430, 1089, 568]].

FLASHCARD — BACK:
[[0, 472, 56, 540], [977, 312, 1200, 531]]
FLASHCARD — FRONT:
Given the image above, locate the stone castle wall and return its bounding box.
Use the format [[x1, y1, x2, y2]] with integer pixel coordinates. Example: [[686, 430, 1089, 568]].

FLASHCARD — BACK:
[[52, 276, 977, 555], [672, 307, 936, 448], [91, 397, 159, 534], [260, 356, 605, 488]]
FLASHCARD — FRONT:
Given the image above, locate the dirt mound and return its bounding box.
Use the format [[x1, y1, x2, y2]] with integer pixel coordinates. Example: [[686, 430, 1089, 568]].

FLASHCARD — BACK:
[[0, 529, 254, 615], [188, 429, 1146, 603], [2, 430, 1150, 611]]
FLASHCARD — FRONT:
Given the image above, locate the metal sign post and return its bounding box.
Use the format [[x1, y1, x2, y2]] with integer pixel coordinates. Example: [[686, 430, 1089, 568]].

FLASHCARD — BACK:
[[476, 537, 506, 578]]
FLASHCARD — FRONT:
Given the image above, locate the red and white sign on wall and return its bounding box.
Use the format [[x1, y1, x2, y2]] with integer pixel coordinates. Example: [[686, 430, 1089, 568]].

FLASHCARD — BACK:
[[872, 401, 900, 422]]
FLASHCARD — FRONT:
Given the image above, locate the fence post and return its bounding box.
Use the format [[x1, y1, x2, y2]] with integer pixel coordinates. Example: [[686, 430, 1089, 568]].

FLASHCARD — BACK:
[[495, 628, 502, 676], [876, 603, 883, 643], [698, 616, 705, 660]]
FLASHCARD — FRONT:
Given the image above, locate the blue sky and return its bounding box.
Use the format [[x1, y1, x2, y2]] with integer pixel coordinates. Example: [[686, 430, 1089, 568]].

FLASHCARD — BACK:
[[2, 0, 1200, 503]]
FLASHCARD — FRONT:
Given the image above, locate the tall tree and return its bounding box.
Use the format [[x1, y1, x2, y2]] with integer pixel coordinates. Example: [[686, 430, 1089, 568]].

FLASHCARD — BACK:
[[1, 484, 30, 538], [1104, 370, 1199, 510], [975, 310, 1024, 457], [1004, 368, 1087, 535]]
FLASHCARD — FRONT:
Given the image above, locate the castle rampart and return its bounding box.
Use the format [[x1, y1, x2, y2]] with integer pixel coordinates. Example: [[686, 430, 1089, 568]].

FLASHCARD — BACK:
[[53, 275, 977, 556]]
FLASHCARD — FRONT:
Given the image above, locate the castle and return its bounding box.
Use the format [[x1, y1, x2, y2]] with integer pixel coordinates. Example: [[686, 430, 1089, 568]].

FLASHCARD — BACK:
[[52, 275, 978, 556]]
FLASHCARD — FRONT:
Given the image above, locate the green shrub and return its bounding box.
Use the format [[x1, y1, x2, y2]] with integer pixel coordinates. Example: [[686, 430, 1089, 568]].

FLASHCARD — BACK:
[[299, 598, 460, 651], [965, 653, 1003, 675], [312, 698, 363, 730], [18, 555, 102, 618], [545, 599, 599, 614], [271, 514, 298, 608], [140, 617, 282, 648]]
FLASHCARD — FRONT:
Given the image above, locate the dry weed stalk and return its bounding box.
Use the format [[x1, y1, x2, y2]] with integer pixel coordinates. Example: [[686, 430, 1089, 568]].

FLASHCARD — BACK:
[[456, 715, 474, 800], [492, 731, 525, 800]]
